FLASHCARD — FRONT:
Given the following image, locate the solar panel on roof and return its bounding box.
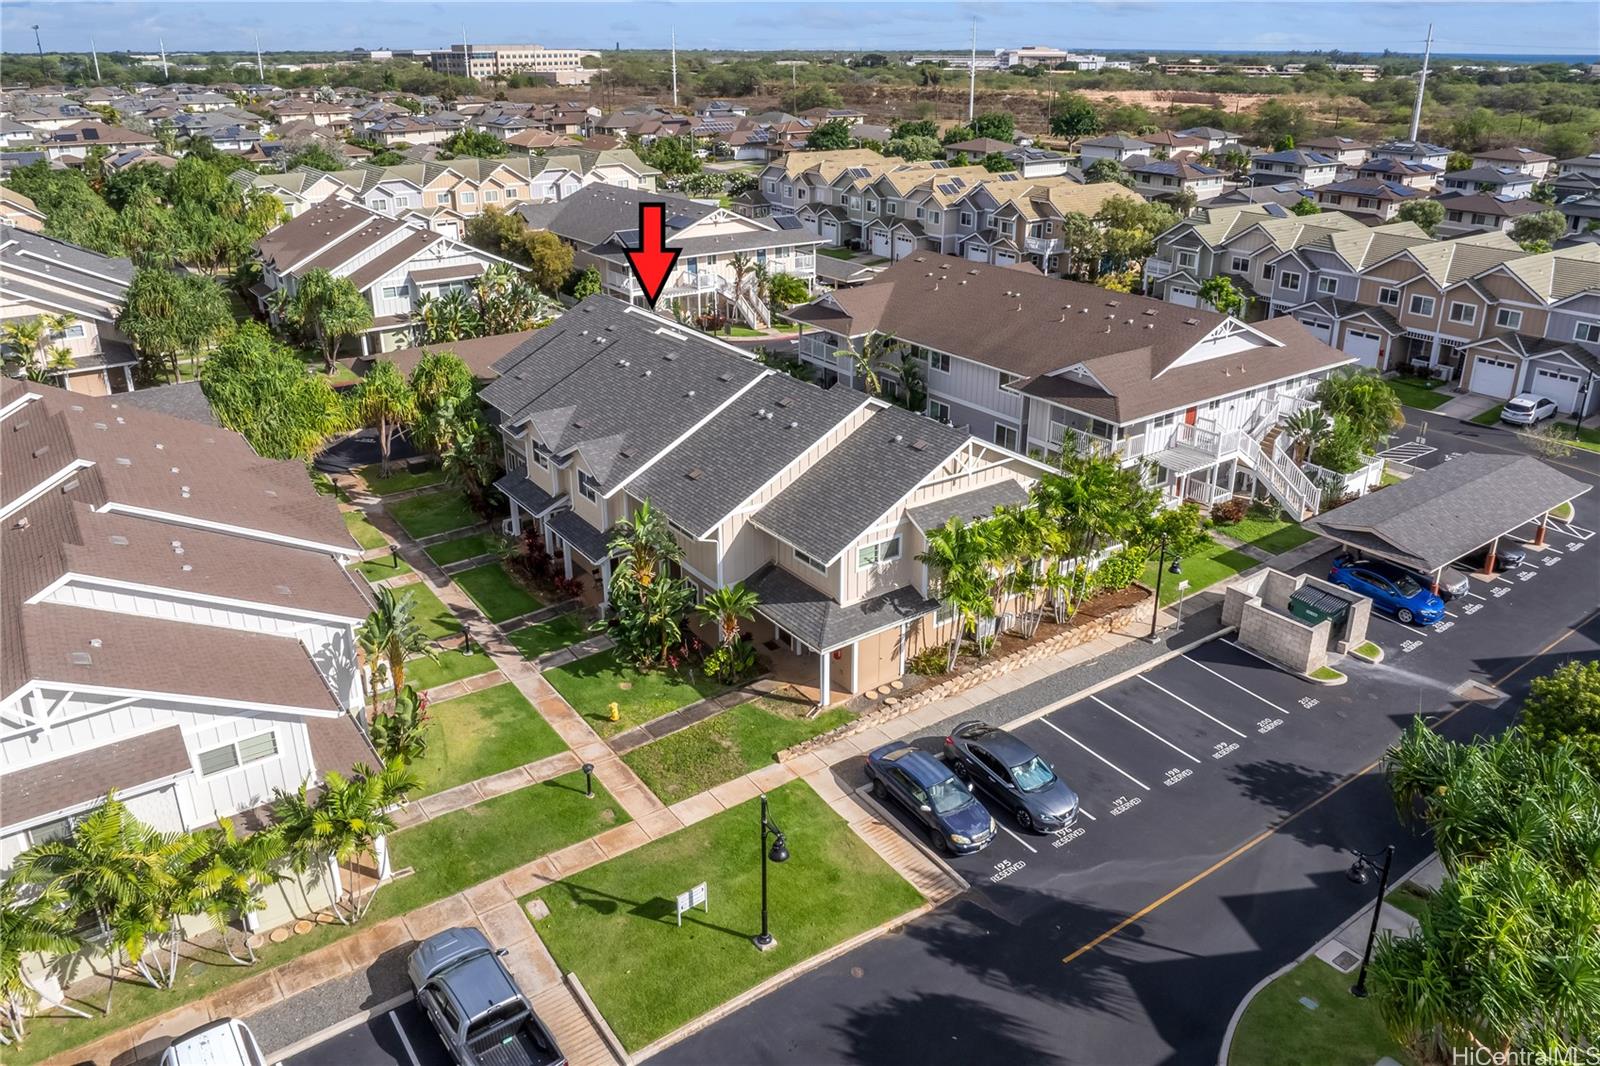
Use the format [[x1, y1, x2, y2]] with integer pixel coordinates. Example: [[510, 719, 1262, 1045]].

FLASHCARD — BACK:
[[998, 173, 1020, 182]]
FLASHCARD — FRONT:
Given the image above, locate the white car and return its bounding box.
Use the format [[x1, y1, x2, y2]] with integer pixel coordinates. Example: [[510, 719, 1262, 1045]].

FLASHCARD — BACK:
[[160, 1019, 267, 1066], [1500, 393, 1558, 426]]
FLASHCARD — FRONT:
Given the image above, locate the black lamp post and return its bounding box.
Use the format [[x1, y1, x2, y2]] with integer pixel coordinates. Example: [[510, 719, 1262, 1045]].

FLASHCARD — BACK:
[[1346, 844, 1395, 998], [752, 793, 789, 951], [1146, 537, 1184, 642], [1576, 371, 1594, 434], [581, 762, 595, 799]]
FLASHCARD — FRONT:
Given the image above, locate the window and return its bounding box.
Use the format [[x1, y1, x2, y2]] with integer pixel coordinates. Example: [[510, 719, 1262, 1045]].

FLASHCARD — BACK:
[[198, 731, 279, 777], [927, 350, 951, 373], [1177, 251, 1198, 269], [997, 371, 1019, 392], [857, 535, 901, 569], [1495, 308, 1523, 330], [1378, 287, 1400, 307], [459, 191, 476, 204], [794, 549, 827, 573], [1577, 322, 1600, 344], [371, 198, 389, 212], [1230, 255, 1250, 273], [48, 324, 85, 340], [530, 444, 550, 470], [994, 423, 1019, 450], [960, 211, 974, 227], [927, 399, 951, 422], [866, 198, 878, 214], [1409, 294, 1436, 317], [393, 194, 411, 207], [483, 190, 500, 202], [1279, 271, 1302, 292], [915, 206, 925, 220], [931, 211, 941, 223], [1448, 302, 1477, 325], [577, 472, 599, 503], [1317, 277, 1337, 295], [885, 201, 897, 215], [381, 285, 406, 299], [765, 180, 776, 194], [1261, 264, 1275, 281]]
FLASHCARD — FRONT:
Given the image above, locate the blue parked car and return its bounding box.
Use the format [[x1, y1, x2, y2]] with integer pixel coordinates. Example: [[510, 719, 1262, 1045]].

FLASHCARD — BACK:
[[1329, 556, 1445, 625], [865, 741, 996, 855]]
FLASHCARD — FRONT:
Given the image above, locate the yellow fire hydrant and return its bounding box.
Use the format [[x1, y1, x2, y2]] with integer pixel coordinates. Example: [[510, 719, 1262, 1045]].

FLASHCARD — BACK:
[[608, 701, 620, 722]]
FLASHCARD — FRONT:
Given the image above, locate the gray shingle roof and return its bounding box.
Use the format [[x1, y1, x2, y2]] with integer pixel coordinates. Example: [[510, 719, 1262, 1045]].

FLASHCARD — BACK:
[[906, 481, 1029, 531], [753, 403, 970, 564], [479, 297, 766, 491], [494, 472, 563, 517], [631, 375, 868, 539], [1, 225, 135, 289], [1304, 452, 1591, 571], [548, 507, 609, 564], [746, 562, 937, 651], [112, 381, 219, 426]]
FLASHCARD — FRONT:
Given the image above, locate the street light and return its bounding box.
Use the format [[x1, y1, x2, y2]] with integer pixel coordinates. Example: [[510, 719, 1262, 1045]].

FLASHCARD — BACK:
[[581, 762, 595, 799], [1146, 537, 1184, 642], [1345, 844, 1395, 998], [752, 793, 789, 951]]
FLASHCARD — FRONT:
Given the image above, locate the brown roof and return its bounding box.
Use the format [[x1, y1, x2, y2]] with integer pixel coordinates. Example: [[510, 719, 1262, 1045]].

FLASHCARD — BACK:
[[356, 329, 540, 380], [410, 262, 486, 285], [254, 200, 384, 271], [307, 713, 381, 781], [788, 252, 1354, 424], [1, 726, 191, 830], [345, 229, 444, 291]]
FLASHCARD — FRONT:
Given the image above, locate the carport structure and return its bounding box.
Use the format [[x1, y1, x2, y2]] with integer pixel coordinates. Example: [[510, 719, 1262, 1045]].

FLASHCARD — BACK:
[[1303, 452, 1591, 592]]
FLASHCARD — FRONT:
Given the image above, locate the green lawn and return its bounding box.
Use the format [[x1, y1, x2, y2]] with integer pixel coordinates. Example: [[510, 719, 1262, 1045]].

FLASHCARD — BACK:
[[388, 491, 481, 539], [545, 647, 729, 737], [408, 683, 568, 795], [1142, 539, 1259, 605], [527, 781, 923, 1052], [9, 773, 624, 1066], [359, 462, 446, 495], [1386, 881, 1433, 922], [507, 612, 593, 660], [454, 562, 543, 622], [343, 509, 389, 551], [818, 246, 856, 260], [623, 700, 854, 805], [349, 553, 413, 582], [426, 532, 499, 567], [406, 648, 496, 692], [1386, 376, 1449, 411], [1228, 956, 1414, 1066], [722, 325, 764, 337], [394, 582, 463, 641], [1471, 403, 1506, 426], [1219, 512, 1318, 556]]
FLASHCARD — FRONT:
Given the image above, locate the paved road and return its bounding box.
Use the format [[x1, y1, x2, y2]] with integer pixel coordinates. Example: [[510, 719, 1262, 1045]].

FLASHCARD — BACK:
[[655, 431, 1600, 1066]]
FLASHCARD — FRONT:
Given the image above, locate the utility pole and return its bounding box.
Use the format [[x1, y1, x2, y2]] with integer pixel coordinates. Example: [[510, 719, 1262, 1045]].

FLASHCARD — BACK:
[[671, 30, 678, 107], [968, 17, 977, 123], [1407, 23, 1433, 142], [91, 37, 102, 81], [32, 24, 42, 59], [159, 37, 169, 79], [254, 31, 264, 81]]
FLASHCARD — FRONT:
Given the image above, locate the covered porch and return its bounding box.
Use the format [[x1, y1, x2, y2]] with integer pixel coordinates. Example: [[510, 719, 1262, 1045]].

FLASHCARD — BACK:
[[495, 473, 612, 607]]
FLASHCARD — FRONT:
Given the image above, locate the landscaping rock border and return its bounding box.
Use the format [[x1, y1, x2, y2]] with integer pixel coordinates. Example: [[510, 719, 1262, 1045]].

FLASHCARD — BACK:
[[777, 589, 1153, 763]]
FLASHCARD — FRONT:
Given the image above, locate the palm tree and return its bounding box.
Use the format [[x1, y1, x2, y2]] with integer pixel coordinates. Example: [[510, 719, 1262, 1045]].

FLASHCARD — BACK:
[[991, 504, 1049, 636], [698, 582, 759, 646], [852, 331, 905, 397], [190, 820, 286, 964], [727, 251, 755, 328], [1282, 407, 1331, 464], [1, 318, 44, 375], [918, 518, 994, 670], [271, 783, 346, 925], [298, 761, 418, 921], [608, 500, 682, 592], [358, 586, 435, 704], [348, 361, 417, 477], [0, 878, 82, 1040], [1315, 369, 1404, 453]]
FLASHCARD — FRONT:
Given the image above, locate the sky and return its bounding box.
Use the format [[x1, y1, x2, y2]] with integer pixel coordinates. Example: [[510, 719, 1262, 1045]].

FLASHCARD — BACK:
[[2, 1, 1595, 58]]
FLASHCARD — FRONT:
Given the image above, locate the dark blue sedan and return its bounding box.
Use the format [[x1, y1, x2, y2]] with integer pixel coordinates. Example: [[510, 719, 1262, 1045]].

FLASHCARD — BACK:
[[1329, 556, 1445, 625], [866, 741, 996, 855]]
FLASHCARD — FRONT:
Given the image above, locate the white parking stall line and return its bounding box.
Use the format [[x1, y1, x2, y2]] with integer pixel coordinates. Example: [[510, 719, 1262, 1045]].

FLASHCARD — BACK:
[[1139, 675, 1249, 738], [1541, 545, 1564, 555], [1547, 519, 1595, 540], [999, 824, 1038, 853], [1462, 590, 1487, 601], [1091, 695, 1201, 765], [1079, 809, 1097, 822], [390, 1011, 424, 1066], [1174, 656, 1293, 718], [1443, 610, 1460, 619], [1039, 718, 1150, 791]]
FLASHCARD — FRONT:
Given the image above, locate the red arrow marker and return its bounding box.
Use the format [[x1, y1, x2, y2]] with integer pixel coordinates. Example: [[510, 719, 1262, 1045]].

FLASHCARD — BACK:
[[623, 203, 682, 309]]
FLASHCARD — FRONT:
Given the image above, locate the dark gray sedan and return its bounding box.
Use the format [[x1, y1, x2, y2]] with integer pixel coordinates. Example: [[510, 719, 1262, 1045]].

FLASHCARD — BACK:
[[943, 721, 1080, 833]]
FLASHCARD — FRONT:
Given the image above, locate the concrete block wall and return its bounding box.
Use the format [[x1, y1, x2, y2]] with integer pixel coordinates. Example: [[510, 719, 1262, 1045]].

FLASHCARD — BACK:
[[1238, 602, 1329, 674]]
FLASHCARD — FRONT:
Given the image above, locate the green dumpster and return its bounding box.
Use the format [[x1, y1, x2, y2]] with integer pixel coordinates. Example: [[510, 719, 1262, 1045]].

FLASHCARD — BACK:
[[1288, 586, 1350, 628]]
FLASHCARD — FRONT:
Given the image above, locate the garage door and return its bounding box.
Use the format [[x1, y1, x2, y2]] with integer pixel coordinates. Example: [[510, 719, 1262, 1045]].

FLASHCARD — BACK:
[[1342, 328, 1384, 368], [820, 218, 839, 245], [1469, 355, 1517, 400], [966, 244, 989, 262], [893, 233, 916, 260], [1300, 317, 1333, 343], [869, 229, 891, 257], [1530, 365, 1582, 412], [1169, 286, 1199, 308], [994, 250, 1017, 266]]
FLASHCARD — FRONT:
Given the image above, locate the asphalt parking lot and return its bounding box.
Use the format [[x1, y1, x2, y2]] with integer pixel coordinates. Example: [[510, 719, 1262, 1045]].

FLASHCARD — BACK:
[[280, 1000, 448, 1066]]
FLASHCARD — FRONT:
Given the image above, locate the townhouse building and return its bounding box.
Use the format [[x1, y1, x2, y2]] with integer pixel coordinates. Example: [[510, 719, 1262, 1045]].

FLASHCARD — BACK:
[[1129, 159, 1226, 203], [1372, 140, 1452, 170], [788, 252, 1356, 521], [252, 201, 511, 354], [1356, 157, 1442, 190], [40, 120, 159, 163], [1175, 127, 1245, 152], [478, 297, 1041, 706], [1078, 135, 1156, 165], [1249, 149, 1340, 188], [1301, 136, 1373, 172], [0, 227, 139, 396], [1439, 165, 1536, 200], [1472, 146, 1555, 179], [0, 378, 374, 874], [1312, 178, 1428, 221], [1435, 192, 1548, 238], [519, 184, 820, 327]]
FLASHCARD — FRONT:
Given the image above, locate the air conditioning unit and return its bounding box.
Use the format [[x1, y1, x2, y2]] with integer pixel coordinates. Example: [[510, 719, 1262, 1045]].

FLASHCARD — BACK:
[[500, 518, 517, 537]]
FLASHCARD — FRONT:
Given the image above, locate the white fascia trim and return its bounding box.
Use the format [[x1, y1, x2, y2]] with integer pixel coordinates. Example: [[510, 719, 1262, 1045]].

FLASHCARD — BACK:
[[0, 282, 116, 324], [16, 679, 343, 721], [10, 250, 131, 295], [92, 501, 360, 558], [0, 459, 95, 522], [27, 571, 365, 625]]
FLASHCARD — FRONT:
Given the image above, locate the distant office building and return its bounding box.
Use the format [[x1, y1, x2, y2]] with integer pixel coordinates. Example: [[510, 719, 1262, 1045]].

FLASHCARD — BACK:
[[995, 45, 1106, 70], [430, 43, 600, 84]]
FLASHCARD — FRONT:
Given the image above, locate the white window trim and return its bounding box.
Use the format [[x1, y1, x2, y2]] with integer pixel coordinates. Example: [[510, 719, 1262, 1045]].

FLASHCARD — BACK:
[[196, 729, 279, 778], [1448, 301, 1477, 324], [1317, 277, 1337, 295], [856, 535, 902, 570], [1280, 271, 1302, 292], [1410, 295, 1436, 317], [1495, 308, 1522, 330]]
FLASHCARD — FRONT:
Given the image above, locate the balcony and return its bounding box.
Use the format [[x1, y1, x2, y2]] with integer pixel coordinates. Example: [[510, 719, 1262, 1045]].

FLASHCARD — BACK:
[[1144, 258, 1174, 280], [1024, 235, 1062, 256]]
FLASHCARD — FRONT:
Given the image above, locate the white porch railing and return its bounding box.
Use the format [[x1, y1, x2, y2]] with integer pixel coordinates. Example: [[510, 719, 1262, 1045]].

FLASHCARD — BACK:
[[1173, 422, 1320, 518], [1145, 258, 1174, 279]]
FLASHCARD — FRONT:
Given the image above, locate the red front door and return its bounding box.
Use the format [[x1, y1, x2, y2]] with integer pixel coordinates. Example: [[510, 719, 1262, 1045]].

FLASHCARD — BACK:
[[1185, 407, 1198, 426]]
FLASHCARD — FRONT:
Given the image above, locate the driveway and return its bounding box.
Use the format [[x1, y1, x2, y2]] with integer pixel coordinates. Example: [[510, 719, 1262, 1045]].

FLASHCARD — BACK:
[[280, 1000, 449, 1066], [653, 459, 1600, 1065]]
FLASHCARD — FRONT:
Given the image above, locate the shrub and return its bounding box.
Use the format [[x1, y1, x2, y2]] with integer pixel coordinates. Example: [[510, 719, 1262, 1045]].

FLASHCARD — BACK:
[[370, 686, 431, 764], [703, 640, 758, 685], [1210, 497, 1249, 525], [908, 647, 951, 677], [1093, 548, 1146, 592]]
